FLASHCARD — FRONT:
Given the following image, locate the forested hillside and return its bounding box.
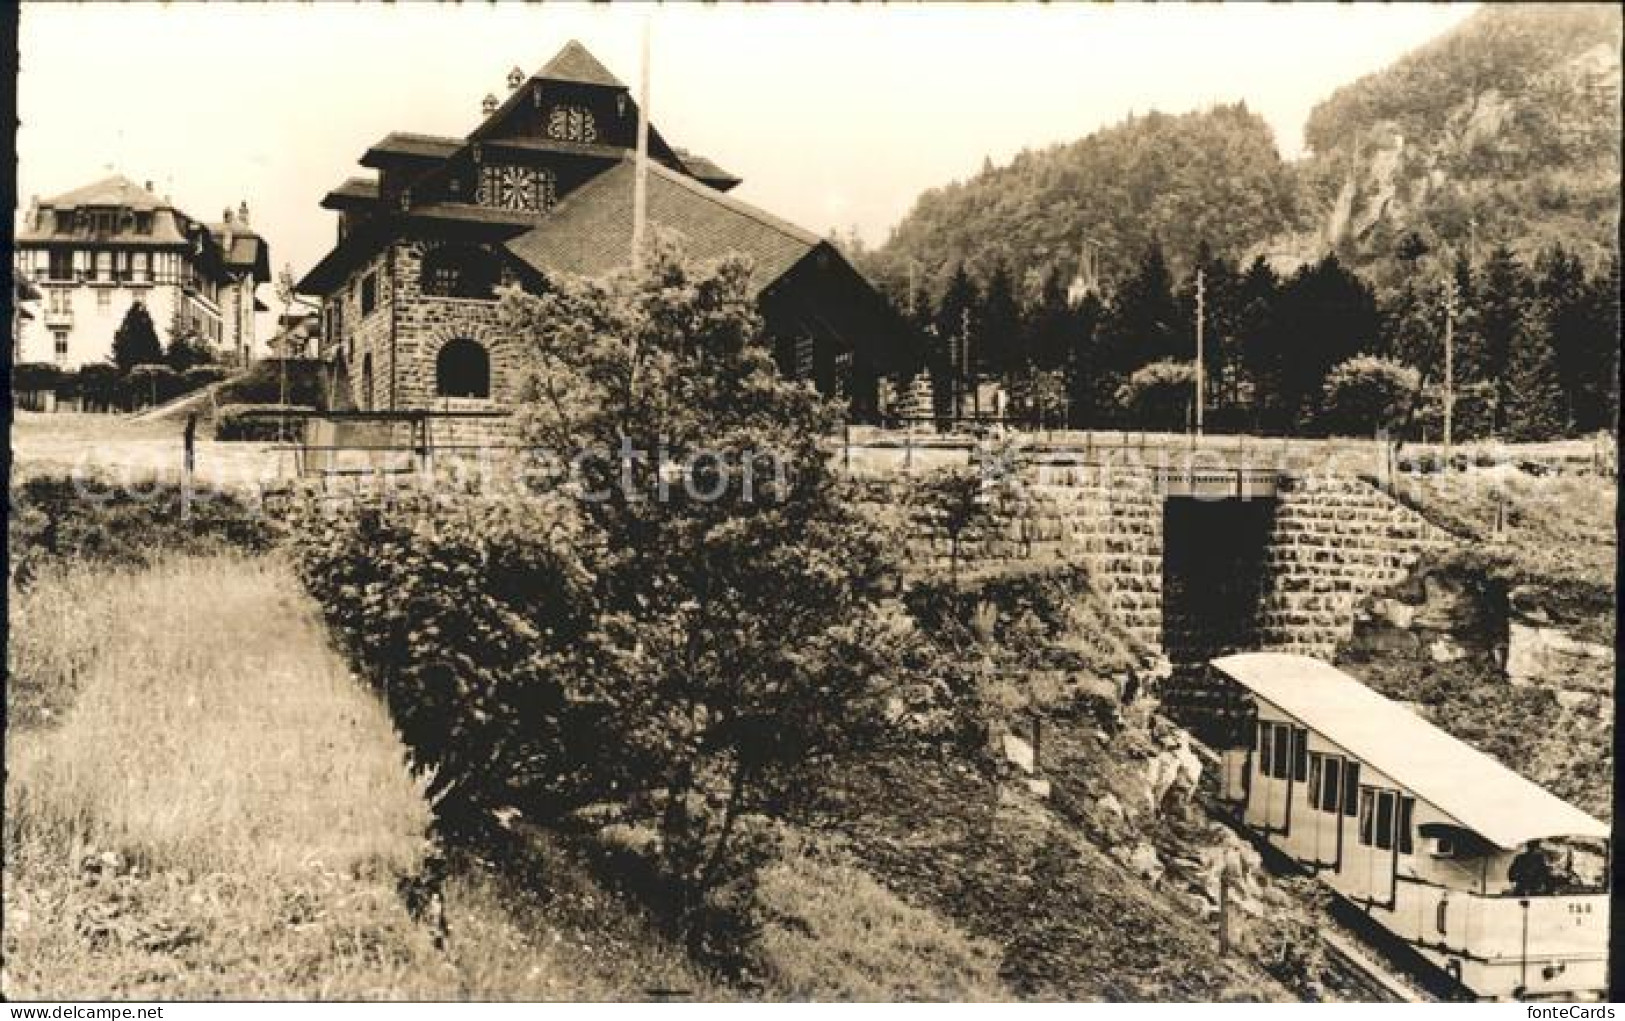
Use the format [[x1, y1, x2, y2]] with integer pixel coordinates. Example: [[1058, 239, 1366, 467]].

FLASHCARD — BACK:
[[866, 5, 1620, 299], [856, 4, 1620, 441], [862, 104, 1303, 308]]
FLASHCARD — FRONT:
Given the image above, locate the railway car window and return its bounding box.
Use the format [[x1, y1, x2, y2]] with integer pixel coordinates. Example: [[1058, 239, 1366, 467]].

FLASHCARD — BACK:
[[1398, 796, 1415, 854], [1342, 762, 1361, 817], [1357, 787, 1375, 846], [1436, 899, 1448, 934], [1374, 790, 1396, 851], [1321, 758, 1342, 814], [1271, 723, 1290, 780], [1258, 723, 1273, 777], [1307, 755, 1322, 808], [1293, 727, 1308, 782]]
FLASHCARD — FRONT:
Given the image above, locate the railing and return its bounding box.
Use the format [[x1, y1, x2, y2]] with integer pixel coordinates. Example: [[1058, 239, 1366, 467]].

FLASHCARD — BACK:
[[243, 407, 524, 488]]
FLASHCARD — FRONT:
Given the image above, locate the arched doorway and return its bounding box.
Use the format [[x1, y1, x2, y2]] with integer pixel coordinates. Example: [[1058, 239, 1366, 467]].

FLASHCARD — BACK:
[[436, 338, 490, 399]]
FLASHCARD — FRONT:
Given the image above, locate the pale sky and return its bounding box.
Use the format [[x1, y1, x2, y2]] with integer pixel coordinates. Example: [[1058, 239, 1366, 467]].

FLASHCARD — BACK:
[[16, 1, 1478, 298]]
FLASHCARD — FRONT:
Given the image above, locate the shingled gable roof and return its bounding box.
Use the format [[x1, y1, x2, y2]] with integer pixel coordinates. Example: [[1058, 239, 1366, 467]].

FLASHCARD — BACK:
[[504, 157, 821, 296], [536, 39, 625, 88], [362, 132, 462, 166], [206, 224, 272, 281], [41, 174, 166, 211], [321, 177, 381, 208]]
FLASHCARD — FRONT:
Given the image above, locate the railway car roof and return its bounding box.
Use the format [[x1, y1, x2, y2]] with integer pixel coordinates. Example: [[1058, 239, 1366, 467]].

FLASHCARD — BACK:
[[1211, 652, 1609, 850]]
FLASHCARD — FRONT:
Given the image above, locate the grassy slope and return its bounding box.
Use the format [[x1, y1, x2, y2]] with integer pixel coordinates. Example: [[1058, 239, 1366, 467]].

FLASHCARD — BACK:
[[3, 553, 722, 1000]]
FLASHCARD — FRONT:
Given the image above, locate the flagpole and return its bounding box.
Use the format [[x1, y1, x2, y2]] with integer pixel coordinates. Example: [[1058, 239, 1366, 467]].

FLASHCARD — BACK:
[[631, 17, 651, 274]]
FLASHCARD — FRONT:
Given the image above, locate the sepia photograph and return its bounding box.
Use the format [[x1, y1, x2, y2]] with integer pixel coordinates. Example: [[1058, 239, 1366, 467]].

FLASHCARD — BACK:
[[3, 0, 1619, 1007]]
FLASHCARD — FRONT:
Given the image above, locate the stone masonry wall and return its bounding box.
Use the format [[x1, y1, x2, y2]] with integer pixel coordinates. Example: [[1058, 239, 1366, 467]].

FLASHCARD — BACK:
[[850, 457, 1166, 653], [324, 232, 530, 447], [847, 448, 1458, 661], [1254, 474, 1455, 658]]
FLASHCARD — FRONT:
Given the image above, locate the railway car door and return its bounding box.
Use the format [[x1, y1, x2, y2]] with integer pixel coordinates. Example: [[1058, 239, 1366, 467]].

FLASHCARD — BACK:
[[1353, 785, 1401, 909]]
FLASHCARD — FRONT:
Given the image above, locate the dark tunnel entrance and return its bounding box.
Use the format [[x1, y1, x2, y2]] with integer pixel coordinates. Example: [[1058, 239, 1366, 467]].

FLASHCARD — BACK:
[[1161, 497, 1276, 665], [1159, 497, 1277, 742]]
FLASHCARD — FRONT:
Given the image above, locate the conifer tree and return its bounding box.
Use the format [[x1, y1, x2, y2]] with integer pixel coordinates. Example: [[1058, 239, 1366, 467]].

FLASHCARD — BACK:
[[1503, 308, 1567, 441], [110, 302, 164, 374]]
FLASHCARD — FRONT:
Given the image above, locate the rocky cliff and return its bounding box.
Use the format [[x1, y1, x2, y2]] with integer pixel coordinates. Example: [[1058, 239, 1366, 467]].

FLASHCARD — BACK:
[[1272, 4, 1622, 284]]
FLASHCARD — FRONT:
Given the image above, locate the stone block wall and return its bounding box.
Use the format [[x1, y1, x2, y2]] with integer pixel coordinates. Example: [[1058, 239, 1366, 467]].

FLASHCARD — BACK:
[[325, 233, 530, 415], [849, 458, 1166, 653], [1254, 474, 1455, 658], [390, 237, 528, 409], [846, 449, 1459, 662]]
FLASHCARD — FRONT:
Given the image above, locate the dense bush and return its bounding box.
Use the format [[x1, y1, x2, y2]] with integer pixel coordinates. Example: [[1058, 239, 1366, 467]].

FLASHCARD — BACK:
[[8, 474, 279, 589], [122, 364, 182, 409], [165, 333, 217, 373], [12, 362, 62, 393], [1115, 360, 1195, 432], [1319, 355, 1420, 437], [293, 240, 923, 941], [218, 359, 329, 408], [215, 404, 312, 441], [181, 365, 232, 391], [77, 364, 120, 412]]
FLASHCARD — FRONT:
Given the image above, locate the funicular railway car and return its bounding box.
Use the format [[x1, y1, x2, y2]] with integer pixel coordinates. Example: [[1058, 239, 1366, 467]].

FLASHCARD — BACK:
[[1209, 653, 1610, 1001]]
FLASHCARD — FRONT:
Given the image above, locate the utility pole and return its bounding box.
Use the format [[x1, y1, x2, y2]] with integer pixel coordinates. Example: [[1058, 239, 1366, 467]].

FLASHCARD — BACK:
[[1443, 279, 1456, 468], [1194, 267, 1205, 435], [631, 17, 652, 274]]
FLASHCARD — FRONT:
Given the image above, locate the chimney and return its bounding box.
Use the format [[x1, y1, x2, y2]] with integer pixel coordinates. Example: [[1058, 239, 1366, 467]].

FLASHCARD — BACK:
[[507, 67, 524, 90], [482, 93, 499, 116], [238, 200, 250, 227], [145, 180, 154, 192], [223, 207, 233, 224]]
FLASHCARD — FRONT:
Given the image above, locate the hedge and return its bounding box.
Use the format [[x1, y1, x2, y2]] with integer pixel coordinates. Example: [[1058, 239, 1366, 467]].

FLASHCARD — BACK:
[[182, 365, 233, 391], [12, 362, 61, 392], [214, 403, 312, 442], [123, 364, 183, 409]]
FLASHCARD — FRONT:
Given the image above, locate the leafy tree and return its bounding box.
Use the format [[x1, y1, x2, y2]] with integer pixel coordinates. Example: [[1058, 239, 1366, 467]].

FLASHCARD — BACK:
[[1116, 359, 1195, 432], [1320, 355, 1420, 437], [296, 240, 918, 949], [166, 332, 217, 373], [867, 103, 1301, 295], [502, 237, 906, 921], [111, 302, 164, 374]]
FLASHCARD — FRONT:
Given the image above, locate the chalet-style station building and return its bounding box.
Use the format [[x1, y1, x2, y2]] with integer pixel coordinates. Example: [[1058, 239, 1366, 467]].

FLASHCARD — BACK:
[[13, 176, 270, 368], [299, 41, 917, 420]]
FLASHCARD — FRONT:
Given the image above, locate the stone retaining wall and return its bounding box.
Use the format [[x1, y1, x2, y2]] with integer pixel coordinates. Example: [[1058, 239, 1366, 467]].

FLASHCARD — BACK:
[[850, 452, 1457, 661], [1255, 474, 1455, 658]]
